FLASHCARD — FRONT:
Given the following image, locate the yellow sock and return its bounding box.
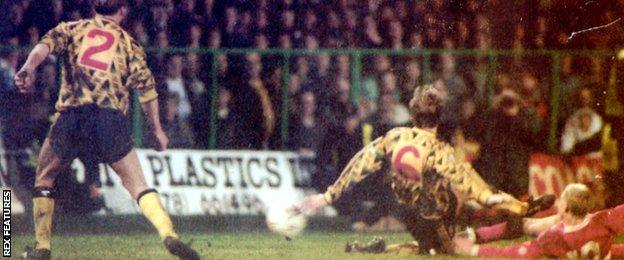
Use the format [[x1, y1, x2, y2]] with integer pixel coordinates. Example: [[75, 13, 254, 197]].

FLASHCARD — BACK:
[[137, 190, 179, 240], [33, 197, 54, 250]]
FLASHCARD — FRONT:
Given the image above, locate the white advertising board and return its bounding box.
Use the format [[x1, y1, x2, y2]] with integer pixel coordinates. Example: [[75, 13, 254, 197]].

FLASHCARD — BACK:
[[91, 149, 315, 215]]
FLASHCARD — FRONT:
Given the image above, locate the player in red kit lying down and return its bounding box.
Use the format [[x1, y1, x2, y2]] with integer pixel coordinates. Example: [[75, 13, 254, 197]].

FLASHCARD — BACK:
[[454, 183, 624, 258]]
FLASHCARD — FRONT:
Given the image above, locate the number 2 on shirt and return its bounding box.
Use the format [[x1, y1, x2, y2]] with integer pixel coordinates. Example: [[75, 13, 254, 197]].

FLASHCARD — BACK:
[[78, 28, 119, 72]]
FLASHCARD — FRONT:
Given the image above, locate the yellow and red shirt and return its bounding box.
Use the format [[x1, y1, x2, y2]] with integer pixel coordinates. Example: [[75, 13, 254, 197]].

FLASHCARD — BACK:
[[39, 16, 157, 115], [324, 127, 503, 215]]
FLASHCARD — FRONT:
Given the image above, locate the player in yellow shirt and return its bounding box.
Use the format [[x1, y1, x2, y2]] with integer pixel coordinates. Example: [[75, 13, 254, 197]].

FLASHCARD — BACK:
[[14, 1, 198, 259], [300, 81, 553, 255]]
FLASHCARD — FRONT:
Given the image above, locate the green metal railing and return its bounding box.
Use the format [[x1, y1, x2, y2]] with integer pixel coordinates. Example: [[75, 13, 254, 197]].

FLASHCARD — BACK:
[[1, 46, 617, 152]]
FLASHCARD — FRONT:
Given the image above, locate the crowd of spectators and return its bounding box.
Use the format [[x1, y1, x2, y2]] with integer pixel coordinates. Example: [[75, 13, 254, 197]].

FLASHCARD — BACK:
[[2, 0, 624, 223]]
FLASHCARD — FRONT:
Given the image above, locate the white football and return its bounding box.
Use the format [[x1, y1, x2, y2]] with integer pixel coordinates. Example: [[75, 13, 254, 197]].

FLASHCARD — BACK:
[[265, 201, 307, 239]]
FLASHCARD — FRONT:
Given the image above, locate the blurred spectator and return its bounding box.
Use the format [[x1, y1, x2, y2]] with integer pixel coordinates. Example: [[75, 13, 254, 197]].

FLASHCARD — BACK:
[[439, 55, 468, 137], [440, 55, 468, 102], [588, 57, 606, 87], [374, 94, 410, 135], [0, 51, 17, 93], [472, 89, 543, 197], [455, 19, 470, 48], [301, 9, 318, 36], [474, 15, 491, 37], [230, 53, 275, 149], [322, 77, 356, 131], [278, 33, 292, 49], [25, 26, 39, 46], [288, 74, 302, 103], [216, 88, 237, 149], [147, 31, 169, 81], [559, 55, 584, 121], [511, 24, 526, 67], [294, 56, 310, 85], [303, 34, 319, 50], [495, 72, 513, 92], [279, 9, 296, 36], [216, 53, 229, 80], [532, 15, 548, 49], [561, 86, 603, 156], [207, 28, 221, 48], [361, 55, 391, 104], [128, 0, 149, 24], [362, 15, 383, 48], [146, 3, 169, 38], [189, 24, 202, 48], [233, 11, 253, 47], [130, 20, 150, 46], [518, 71, 548, 120], [184, 53, 209, 148], [343, 9, 358, 47], [263, 66, 282, 116], [407, 32, 424, 49], [37, 63, 57, 110], [302, 53, 331, 106], [469, 57, 489, 105], [289, 91, 326, 156], [380, 71, 400, 101], [251, 59, 281, 147], [201, 0, 217, 29], [394, 0, 409, 23], [165, 55, 192, 121], [399, 59, 422, 105], [454, 96, 482, 163], [1, 4, 24, 40], [254, 33, 269, 49], [153, 93, 195, 149], [324, 9, 342, 46], [387, 20, 404, 49], [222, 6, 238, 46], [254, 9, 268, 33], [333, 55, 350, 80], [0, 51, 18, 145]]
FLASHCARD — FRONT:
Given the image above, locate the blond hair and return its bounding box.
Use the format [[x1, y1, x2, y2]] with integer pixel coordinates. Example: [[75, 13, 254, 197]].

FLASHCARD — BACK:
[[561, 183, 593, 217]]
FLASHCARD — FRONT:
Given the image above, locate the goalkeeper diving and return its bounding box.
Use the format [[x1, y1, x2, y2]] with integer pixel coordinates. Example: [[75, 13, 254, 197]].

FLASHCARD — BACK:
[[300, 80, 554, 255]]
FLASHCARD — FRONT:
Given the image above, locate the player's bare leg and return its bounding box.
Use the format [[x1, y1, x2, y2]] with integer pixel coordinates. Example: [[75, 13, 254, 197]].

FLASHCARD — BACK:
[[109, 150, 149, 198], [522, 214, 560, 236], [23, 138, 70, 260], [456, 204, 560, 245], [110, 150, 199, 260]]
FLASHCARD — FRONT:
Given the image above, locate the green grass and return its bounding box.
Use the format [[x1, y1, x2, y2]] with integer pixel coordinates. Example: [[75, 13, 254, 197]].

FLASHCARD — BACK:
[[12, 232, 487, 259], [10, 215, 624, 259]]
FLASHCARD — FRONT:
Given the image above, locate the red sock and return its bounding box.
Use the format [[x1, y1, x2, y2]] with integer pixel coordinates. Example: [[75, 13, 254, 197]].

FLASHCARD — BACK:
[[475, 222, 508, 243]]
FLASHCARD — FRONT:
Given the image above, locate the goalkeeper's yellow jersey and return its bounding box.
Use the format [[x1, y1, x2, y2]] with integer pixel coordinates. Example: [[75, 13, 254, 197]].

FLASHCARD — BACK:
[[324, 127, 499, 216], [39, 15, 157, 115]]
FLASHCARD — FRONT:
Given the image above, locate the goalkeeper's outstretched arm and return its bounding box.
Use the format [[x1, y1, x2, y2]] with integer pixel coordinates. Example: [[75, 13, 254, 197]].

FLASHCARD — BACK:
[[300, 134, 389, 213], [323, 136, 387, 203]]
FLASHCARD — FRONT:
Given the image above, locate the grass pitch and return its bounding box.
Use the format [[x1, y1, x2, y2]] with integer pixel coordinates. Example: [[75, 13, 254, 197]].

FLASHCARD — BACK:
[[12, 232, 491, 259], [11, 215, 624, 259]]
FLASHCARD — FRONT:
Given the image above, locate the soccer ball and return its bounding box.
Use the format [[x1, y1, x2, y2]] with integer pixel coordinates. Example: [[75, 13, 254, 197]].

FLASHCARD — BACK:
[[265, 200, 307, 239]]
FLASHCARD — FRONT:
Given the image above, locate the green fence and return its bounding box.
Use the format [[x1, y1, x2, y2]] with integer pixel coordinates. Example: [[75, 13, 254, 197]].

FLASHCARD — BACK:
[[1, 46, 618, 152]]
